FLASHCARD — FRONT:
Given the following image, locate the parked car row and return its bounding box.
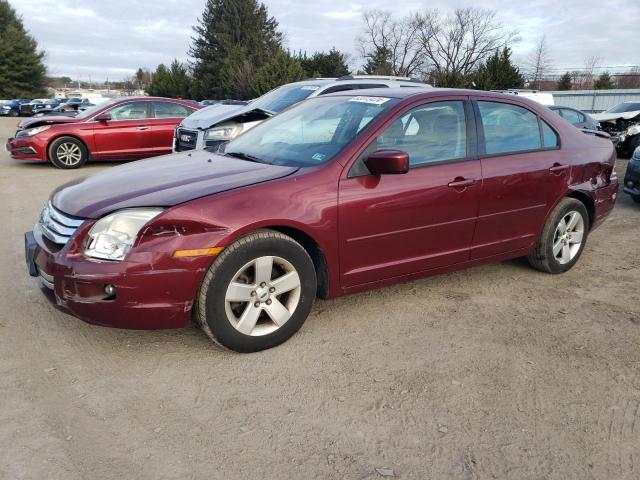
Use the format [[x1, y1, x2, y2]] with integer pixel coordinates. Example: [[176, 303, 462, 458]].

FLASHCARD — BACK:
[[0, 97, 98, 118], [0, 98, 30, 117], [19, 84, 620, 352]]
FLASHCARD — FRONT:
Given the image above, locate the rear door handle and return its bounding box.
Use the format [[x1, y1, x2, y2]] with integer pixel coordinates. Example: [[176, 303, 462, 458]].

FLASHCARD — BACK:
[[448, 177, 476, 189], [136, 126, 149, 131], [549, 163, 569, 174]]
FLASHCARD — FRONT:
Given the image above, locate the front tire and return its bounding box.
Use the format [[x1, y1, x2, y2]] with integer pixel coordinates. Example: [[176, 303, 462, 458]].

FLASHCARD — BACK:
[[528, 198, 589, 273], [48, 136, 88, 169], [196, 230, 317, 352]]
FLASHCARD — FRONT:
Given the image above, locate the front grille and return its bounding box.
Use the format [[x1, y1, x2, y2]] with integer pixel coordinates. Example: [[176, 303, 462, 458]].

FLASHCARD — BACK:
[[39, 202, 85, 245], [19, 104, 34, 115], [176, 128, 198, 151]]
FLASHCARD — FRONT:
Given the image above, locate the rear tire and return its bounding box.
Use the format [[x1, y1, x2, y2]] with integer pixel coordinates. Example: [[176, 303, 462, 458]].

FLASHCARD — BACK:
[[528, 198, 589, 274], [195, 229, 317, 352], [48, 136, 88, 169], [9, 109, 18, 117], [631, 194, 640, 204]]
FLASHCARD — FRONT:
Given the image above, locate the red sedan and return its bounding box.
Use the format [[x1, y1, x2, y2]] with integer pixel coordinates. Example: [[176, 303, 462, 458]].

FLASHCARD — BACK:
[[25, 88, 618, 352], [7, 97, 199, 168]]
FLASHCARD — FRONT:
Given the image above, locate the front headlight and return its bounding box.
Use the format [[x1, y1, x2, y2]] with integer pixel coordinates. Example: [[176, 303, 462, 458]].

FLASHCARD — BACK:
[[204, 124, 242, 141], [84, 208, 163, 261], [16, 125, 51, 137]]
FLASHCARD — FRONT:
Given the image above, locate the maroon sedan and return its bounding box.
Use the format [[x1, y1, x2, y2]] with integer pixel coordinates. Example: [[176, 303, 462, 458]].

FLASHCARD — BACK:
[[25, 88, 618, 352], [7, 97, 199, 169]]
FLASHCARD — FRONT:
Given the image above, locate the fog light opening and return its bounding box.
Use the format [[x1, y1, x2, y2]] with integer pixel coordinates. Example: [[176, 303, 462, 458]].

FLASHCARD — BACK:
[[104, 284, 116, 300]]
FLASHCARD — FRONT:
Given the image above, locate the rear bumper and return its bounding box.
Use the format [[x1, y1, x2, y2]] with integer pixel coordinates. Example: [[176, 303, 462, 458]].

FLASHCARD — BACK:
[[6, 135, 47, 161], [27, 223, 210, 330]]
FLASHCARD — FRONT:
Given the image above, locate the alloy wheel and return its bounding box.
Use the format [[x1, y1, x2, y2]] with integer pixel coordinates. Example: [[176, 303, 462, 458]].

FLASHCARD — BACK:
[[224, 255, 301, 336], [553, 210, 584, 264], [56, 142, 82, 166]]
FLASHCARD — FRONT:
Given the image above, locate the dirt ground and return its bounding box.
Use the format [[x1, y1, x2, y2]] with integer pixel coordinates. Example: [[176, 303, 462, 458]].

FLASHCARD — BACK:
[[1, 116, 639, 480]]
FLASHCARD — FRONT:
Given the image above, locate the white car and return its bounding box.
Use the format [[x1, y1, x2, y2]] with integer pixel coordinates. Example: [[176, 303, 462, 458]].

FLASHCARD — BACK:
[[174, 75, 432, 152], [592, 102, 640, 157]]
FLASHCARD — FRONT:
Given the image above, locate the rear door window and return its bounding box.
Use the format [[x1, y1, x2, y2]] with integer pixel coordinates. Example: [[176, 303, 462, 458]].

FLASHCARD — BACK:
[[107, 102, 150, 120], [477, 101, 541, 155], [153, 101, 193, 118]]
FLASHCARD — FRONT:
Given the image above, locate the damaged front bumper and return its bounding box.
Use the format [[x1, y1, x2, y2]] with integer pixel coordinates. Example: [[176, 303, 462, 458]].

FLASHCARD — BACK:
[[25, 222, 208, 330]]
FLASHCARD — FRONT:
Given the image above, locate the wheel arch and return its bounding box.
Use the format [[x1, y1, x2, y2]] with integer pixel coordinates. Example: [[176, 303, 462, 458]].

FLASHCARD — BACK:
[[260, 225, 330, 300], [566, 190, 595, 229]]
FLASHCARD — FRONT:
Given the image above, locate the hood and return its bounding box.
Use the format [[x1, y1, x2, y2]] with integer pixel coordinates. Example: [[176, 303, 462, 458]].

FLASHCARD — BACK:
[[18, 115, 80, 130], [591, 110, 640, 122], [51, 149, 298, 218], [179, 103, 270, 130]]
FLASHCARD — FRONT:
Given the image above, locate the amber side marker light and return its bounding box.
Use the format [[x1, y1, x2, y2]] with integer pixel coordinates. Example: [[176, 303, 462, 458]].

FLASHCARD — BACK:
[[173, 247, 223, 258]]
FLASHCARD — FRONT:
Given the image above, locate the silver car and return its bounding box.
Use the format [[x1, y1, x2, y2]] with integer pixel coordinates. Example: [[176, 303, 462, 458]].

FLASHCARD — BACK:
[[173, 75, 431, 152]]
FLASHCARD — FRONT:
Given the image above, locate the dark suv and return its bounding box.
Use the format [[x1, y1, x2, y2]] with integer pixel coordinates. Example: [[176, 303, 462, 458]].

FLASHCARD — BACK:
[[623, 146, 640, 203]]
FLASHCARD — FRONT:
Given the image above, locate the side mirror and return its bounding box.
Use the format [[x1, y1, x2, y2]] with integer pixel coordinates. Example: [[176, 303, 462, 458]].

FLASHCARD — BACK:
[[364, 150, 409, 175], [95, 113, 111, 122]]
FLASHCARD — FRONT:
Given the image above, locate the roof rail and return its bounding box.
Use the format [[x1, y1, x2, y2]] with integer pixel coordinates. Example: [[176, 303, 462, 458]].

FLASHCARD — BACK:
[[337, 74, 424, 83]]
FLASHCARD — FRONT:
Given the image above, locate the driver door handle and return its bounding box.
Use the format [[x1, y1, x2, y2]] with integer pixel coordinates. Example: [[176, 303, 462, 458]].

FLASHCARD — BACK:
[[448, 177, 476, 189], [549, 163, 569, 174], [136, 126, 149, 131]]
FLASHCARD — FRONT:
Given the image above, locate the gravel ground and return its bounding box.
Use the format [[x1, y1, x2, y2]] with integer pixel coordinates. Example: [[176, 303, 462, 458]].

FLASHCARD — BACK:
[[1, 116, 639, 480]]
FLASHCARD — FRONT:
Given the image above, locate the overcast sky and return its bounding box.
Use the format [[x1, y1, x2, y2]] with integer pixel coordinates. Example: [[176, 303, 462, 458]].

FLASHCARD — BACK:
[[12, 0, 640, 81]]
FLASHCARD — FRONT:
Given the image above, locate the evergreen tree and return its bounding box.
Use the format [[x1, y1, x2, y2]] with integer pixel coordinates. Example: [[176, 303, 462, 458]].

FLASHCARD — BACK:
[[471, 47, 524, 90], [593, 72, 615, 90], [556, 72, 572, 90], [363, 47, 392, 76], [253, 50, 305, 96], [436, 69, 467, 88], [298, 48, 350, 78], [218, 46, 256, 99], [0, 0, 46, 98], [147, 60, 193, 98], [189, 0, 282, 99]]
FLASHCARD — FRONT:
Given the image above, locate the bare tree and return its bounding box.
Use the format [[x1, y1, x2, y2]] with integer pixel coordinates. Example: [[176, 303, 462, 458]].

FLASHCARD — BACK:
[[580, 54, 599, 89], [357, 10, 425, 77], [526, 35, 552, 90], [413, 8, 517, 86]]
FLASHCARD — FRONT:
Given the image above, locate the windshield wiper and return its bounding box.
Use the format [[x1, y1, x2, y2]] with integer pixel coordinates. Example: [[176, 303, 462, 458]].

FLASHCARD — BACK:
[[224, 151, 267, 164]]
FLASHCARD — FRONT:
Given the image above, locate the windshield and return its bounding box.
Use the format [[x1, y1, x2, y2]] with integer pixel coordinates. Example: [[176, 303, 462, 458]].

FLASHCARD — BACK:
[[606, 103, 640, 113], [224, 95, 399, 167], [249, 83, 324, 113]]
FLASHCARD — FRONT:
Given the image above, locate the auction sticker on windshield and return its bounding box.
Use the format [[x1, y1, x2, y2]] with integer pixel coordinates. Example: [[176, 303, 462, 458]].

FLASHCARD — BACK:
[[348, 96, 390, 105]]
